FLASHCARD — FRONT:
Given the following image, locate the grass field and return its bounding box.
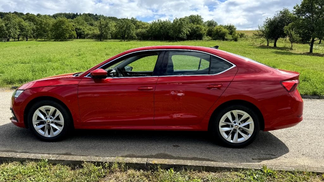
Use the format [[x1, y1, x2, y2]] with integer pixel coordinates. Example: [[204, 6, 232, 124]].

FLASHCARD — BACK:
[[0, 38, 323, 95], [0, 161, 323, 181], [237, 30, 257, 37]]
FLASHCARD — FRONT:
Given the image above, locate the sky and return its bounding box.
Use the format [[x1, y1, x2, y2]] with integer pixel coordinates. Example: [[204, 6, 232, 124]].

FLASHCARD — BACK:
[[0, 0, 302, 30]]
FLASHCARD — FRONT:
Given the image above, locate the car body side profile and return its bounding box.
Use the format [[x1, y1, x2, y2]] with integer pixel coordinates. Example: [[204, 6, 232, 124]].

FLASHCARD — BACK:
[[10, 46, 303, 147]]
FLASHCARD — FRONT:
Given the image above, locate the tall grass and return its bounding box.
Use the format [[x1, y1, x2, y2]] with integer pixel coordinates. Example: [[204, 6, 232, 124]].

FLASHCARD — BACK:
[[0, 39, 323, 95]]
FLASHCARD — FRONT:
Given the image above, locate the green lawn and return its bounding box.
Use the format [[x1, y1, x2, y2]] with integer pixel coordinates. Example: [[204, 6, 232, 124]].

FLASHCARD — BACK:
[[0, 39, 323, 95], [0, 161, 323, 181]]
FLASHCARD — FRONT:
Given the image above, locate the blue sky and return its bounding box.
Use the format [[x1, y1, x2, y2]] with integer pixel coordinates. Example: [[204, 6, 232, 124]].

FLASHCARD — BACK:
[[0, 0, 302, 30]]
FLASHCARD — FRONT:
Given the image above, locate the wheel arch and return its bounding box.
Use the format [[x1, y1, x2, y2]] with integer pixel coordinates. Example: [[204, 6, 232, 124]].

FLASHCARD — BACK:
[[23, 96, 74, 129], [208, 100, 264, 131]]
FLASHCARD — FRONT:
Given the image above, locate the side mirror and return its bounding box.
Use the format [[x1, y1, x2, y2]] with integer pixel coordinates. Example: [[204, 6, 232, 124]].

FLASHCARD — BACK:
[[90, 69, 107, 79]]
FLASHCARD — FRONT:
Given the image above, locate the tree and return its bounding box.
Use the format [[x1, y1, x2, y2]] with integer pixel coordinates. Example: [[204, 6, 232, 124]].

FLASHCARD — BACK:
[[35, 16, 54, 40], [97, 18, 115, 41], [267, 9, 294, 47], [284, 23, 300, 49], [223, 24, 238, 41], [3, 13, 20, 41], [135, 29, 148, 40], [73, 16, 88, 39], [73, 15, 99, 39], [223, 25, 236, 35], [16, 18, 23, 40], [255, 22, 271, 46], [130, 17, 149, 29], [184, 15, 206, 40], [147, 20, 172, 40], [186, 15, 204, 25], [294, 0, 324, 53], [51, 17, 76, 40], [205, 20, 218, 37], [115, 19, 136, 41], [231, 32, 239, 41], [23, 13, 39, 38], [170, 18, 190, 40], [19, 20, 35, 41], [0, 18, 8, 41], [205, 20, 218, 27], [187, 24, 206, 40], [212, 26, 229, 41]]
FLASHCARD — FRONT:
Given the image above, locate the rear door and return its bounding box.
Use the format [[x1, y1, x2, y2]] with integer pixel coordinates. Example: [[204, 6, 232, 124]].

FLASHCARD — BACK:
[[154, 50, 236, 126]]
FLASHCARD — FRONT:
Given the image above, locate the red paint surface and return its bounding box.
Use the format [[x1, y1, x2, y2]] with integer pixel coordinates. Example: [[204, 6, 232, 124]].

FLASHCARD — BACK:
[[11, 46, 303, 132]]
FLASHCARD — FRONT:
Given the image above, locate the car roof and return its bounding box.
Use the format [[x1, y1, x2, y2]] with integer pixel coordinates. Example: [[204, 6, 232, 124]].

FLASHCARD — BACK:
[[124, 45, 220, 55]]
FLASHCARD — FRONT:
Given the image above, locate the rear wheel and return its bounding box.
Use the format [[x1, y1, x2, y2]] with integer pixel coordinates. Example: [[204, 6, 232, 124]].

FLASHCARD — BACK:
[[211, 105, 260, 148], [27, 100, 72, 141]]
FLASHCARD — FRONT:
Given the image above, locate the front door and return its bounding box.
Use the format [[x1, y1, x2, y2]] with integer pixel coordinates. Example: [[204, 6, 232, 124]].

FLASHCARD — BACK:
[[78, 51, 162, 127]]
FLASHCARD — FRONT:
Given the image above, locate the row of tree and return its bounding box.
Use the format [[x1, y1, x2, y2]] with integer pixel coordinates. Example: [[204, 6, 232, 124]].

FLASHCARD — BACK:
[[0, 12, 244, 42], [256, 0, 324, 53]]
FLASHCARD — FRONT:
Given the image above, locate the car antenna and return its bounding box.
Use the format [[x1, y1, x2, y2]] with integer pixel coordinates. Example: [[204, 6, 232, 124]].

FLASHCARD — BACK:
[[212, 45, 219, 49]]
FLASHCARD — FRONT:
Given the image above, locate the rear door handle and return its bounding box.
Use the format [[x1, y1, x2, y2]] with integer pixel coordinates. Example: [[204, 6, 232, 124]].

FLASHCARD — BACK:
[[138, 86, 153, 91], [207, 84, 222, 89]]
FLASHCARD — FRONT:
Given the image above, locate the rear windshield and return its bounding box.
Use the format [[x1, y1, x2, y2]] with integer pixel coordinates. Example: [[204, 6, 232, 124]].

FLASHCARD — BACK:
[[220, 50, 273, 69]]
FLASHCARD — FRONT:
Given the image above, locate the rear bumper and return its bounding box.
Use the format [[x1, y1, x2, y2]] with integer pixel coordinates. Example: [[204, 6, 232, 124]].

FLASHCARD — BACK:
[[264, 89, 303, 131], [264, 115, 303, 131]]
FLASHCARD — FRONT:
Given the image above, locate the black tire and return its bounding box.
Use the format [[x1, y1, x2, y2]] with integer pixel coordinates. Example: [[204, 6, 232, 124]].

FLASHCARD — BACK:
[[210, 105, 260, 148], [27, 100, 72, 141]]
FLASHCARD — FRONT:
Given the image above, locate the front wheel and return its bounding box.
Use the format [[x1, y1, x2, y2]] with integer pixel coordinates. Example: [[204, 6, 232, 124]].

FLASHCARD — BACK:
[[210, 105, 260, 148], [27, 100, 72, 141]]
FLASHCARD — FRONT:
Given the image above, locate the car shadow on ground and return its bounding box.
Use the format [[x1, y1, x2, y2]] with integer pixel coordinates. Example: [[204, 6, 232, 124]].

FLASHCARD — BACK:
[[0, 123, 289, 163]]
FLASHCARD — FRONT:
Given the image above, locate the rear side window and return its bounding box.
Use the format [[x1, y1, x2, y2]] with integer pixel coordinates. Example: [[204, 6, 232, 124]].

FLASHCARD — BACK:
[[164, 51, 233, 76], [171, 52, 210, 75], [210, 56, 233, 74]]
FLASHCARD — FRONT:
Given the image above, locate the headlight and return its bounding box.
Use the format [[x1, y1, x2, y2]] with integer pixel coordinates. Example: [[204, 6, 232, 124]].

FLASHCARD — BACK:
[[13, 89, 24, 98]]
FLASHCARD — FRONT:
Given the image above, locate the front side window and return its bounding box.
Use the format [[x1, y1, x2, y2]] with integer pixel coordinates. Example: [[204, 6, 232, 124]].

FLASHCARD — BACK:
[[103, 52, 160, 77], [127, 55, 158, 72], [164, 51, 233, 76]]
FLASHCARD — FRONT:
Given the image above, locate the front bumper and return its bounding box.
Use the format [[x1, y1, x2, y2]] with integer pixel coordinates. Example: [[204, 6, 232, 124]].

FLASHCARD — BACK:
[[10, 108, 25, 128]]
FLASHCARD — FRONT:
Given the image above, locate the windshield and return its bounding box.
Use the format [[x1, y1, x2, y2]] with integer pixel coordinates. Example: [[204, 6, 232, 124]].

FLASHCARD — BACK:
[[73, 72, 83, 77]]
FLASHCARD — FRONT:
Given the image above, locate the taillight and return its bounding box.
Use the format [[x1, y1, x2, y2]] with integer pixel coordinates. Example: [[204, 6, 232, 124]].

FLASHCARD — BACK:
[[281, 80, 299, 92]]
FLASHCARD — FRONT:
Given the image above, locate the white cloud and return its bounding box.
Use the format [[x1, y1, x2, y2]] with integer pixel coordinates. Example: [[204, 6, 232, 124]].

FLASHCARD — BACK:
[[210, 0, 302, 29], [0, 0, 302, 29]]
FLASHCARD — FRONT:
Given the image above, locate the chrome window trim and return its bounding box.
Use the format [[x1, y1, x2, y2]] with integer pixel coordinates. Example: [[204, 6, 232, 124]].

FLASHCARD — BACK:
[[85, 49, 236, 78]]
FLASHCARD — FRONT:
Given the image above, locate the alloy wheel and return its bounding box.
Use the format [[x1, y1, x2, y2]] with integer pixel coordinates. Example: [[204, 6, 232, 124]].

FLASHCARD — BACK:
[[218, 110, 255, 144], [32, 105, 65, 138]]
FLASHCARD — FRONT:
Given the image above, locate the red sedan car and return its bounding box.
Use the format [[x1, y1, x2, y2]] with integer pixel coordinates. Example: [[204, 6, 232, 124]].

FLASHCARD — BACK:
[[10, 46, 303, 147]]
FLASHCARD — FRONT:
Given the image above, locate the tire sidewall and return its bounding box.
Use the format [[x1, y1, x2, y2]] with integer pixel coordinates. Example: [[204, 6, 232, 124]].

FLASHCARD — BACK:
[[27, 100, 71, 141], [211, 105, 260, 148]]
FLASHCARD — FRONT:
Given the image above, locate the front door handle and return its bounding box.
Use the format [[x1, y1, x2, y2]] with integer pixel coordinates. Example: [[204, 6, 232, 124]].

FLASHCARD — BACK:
[[207, 84, 222, 89], [138, 86, 153, 91]]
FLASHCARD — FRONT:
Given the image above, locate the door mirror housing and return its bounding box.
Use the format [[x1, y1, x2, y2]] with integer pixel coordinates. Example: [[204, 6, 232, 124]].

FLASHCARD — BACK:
[[90, 69, 107, 79]]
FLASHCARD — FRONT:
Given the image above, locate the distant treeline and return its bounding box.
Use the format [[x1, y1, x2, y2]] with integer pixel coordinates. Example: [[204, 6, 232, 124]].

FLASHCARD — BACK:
[[0, 12, 245, 42]]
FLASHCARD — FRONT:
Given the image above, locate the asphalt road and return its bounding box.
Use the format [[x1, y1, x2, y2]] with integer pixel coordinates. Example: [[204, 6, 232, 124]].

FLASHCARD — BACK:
[[1, 90, 323, 171]]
